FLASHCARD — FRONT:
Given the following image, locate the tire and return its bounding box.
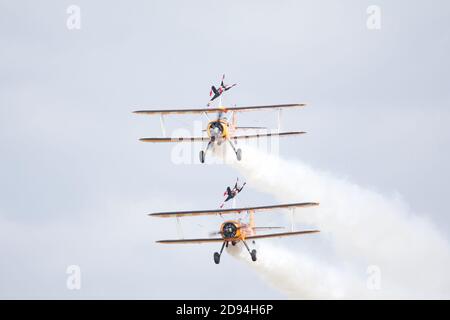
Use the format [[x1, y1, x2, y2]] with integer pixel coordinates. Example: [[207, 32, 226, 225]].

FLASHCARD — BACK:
[[214, 252, 221, 264], [199, 151, 205, 163], [236, 148, 242, 161], [251, 249, 257, 262]]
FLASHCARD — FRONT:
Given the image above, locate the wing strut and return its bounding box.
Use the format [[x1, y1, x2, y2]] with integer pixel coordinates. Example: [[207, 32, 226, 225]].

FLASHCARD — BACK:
[[277, 108, 282, 133], [176, 217, 184, 239], [159, 115, 166, 137], [290, 208, 295, 232]]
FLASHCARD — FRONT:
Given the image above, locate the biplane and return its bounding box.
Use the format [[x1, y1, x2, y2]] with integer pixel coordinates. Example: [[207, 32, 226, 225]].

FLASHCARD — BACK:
[[133, 103, 307, 163], [149, 202, 320, 264]]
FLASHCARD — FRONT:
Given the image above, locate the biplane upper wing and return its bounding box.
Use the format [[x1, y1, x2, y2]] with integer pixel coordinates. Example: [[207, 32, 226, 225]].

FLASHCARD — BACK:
[[245, 230, 320, 240], [149, 202, 319, 218], [139, 137, 209, 143], [133, 103, 306, 116]]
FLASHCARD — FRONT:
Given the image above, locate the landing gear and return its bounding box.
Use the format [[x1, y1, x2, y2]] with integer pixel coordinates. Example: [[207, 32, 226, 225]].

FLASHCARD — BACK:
[[213, 252, 221, 264], [228, 140, 242, 161], [251, 249, 257, 262], [242, 240, 257, 262], [200, 140, 214, 164], [213, 241, 227, 264]]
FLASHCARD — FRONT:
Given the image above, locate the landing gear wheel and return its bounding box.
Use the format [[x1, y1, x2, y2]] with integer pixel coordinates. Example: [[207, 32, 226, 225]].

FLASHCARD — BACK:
[[214, 252, 221, 264], [236, 148, 242, 161], [231, 241, 237, 246], [251, 249, 257, 262], [199, 150, 205, 164]]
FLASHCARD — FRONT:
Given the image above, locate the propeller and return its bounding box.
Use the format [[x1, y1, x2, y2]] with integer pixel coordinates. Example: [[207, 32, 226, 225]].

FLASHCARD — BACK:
[[209, 226, 285, 237], [208, 230, 222, 237], [208, 225, 244, 238]]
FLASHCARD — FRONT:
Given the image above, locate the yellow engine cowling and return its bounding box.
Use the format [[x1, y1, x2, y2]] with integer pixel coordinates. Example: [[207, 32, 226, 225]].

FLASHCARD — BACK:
[[220, 221, 242, 241], [207, 119, 229, 139]]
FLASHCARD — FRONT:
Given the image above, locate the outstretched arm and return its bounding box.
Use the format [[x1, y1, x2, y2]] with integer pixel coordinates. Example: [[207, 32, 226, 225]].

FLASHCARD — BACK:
[[238, 182, 246, 193], [224, 83, 237, 91]]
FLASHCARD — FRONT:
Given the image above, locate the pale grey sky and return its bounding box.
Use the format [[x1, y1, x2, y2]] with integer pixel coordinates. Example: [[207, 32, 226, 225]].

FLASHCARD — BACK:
[[0, 0, 449, 298]]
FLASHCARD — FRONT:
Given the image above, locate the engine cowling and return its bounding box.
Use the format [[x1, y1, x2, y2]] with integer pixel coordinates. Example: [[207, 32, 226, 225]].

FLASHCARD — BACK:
[[207, 120, 228, 139], [220, 221, 240, 239]]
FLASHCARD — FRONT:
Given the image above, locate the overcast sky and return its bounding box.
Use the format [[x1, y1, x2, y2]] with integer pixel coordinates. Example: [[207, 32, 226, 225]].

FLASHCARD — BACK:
[[0, 0, 449, 299]]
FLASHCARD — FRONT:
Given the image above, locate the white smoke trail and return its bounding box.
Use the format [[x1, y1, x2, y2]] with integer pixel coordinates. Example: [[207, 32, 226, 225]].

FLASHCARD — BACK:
[[226, 242, 383, 299], [219, 146, 450, 299]]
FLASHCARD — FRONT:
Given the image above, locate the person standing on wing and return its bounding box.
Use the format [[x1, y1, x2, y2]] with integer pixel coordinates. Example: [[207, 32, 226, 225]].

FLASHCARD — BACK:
[[207, 74, 237, 106], [220, 178, 246, 208]]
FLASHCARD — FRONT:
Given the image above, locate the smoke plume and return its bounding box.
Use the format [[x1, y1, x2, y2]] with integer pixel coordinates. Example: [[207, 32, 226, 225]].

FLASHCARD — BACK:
[[221, 146, 450, 299]]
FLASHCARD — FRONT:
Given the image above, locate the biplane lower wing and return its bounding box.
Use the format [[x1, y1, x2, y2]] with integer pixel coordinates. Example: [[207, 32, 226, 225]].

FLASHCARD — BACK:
[[245, 230, 320, 240], [139, 137, 209, 143], [139, 131, 305, 143], [231, 131, 306, 140], [133, 103, 306, 116], [156, 230, 320, 244], [157, 238, 224, 244], [149, 202, 319, 218]]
